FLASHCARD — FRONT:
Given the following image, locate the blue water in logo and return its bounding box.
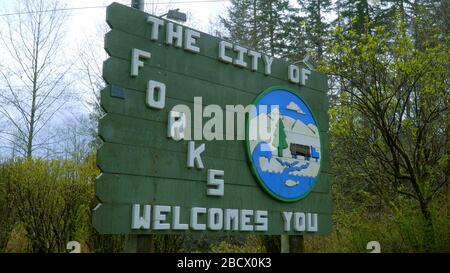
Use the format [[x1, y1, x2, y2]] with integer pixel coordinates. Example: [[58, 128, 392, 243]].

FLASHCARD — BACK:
[[248, 89, 320, 201]]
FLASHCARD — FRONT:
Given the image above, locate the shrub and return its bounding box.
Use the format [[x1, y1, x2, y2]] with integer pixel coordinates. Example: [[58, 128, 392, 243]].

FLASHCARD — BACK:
[[1, 158, 94, 252]]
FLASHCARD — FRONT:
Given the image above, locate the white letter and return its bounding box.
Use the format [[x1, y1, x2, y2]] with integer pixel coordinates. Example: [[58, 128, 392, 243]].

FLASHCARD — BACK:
[[293, 212, 306, 232], [203, 104, 223, 141], [187, 141, 205, 169], [173, 206, 188, 230], [282, 211, 292, 232], [255, 105, 278, 142], [207, 169, 224, 196], [262, 55, 273, 75], [233, 44, 247, 67], [247, 50, 261, 71], [194, 96, 203, 140], [147, 16, 164, 41], [191, 207, 206, 230], [153, 205, 171, 230], [166, 22, 183, 48], [131, 49, 151, 77], [219, 41, 233, 63], [225, 209, 239, 231], [254, 210, 268, 231], [288, 65, 300, 84], [168, 111, 186, 141], [301, 68, 311, 86], [307, 213, 318, 232], [131, 204, 151, 229], [226, 104, 256, 140], [208, 208, 223, 230], [172, 104, 192, 140], [240, 209, 254, 231], [146, 80, 166, 109], [185, 29, 200, 53]]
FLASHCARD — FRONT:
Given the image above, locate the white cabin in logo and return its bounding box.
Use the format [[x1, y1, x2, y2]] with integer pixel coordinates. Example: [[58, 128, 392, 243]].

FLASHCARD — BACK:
[[267, 108, 320, 162]]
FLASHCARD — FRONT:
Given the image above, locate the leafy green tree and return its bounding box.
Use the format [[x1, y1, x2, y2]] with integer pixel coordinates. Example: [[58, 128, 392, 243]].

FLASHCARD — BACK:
[[282, 13, 308, 62], [221, 0, 297, 57], [321, 19, 450, 251], [220, 0, 259, 49], [257, 0, 296, 57], [434, 0, 450, 38], [334, 0, 373, 35], [298, 0, 332, 60], [1, 158, 95, 252]]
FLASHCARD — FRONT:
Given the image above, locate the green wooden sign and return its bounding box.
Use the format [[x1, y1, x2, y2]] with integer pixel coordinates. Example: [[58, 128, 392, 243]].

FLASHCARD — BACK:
[[93, 2, 331, 235]]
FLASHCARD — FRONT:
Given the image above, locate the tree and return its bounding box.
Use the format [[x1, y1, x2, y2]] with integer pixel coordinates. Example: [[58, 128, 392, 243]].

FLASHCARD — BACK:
[[56, 116, 93, 163], [334, 0, 374, 35], [258, 0, 296, 57], [321, 19, 449, 250], [2, 158, 95, 252], [298, 0, 332, 61], [0, 0, 73, 158], [272, 117, 288, 157], [75, 22, 111, 153], [434, 0, 450, 38], [221, 0, 262, 50], [376, 0, 410, 26], [221, 0, 297, 57]]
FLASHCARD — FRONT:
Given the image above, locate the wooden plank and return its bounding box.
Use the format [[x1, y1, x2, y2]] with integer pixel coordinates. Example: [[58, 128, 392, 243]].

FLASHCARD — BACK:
[[98, 112, 331, 175], [104, 29, 328, 96], [100, 87, 329, 139], [95, 173, 332, 210], [98, 113, 246, 161], [105, 3, 328, 93], [99, 112, 329, 161], [97, 141, 330, 188], [99, 86, 330, 172], [92, 202, 333, 235]]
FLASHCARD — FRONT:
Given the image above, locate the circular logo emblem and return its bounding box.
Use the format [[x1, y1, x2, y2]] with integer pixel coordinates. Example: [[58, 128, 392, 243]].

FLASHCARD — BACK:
[[246, 88, 321, 202]]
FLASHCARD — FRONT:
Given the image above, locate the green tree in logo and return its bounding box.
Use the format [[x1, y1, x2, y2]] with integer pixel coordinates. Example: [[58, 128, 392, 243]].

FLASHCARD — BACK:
[[272, 117, 288, 157]]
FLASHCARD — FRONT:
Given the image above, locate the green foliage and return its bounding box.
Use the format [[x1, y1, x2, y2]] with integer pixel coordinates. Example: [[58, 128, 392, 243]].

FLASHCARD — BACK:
[[220, 0, 261, 50], [257, 0, 296, 57], [221, 0, 298, 57], [87, 231, 125, 253], [304, 180, 449, 253], [0, 158, 94, 252], [298, 0, 332, 60], [210, 236, 265, 253], [318, 13, 449, 251], [0, 167, 13, 252], [0, 155, 126, 253], [334, 0, 373, 35], [153, 235, 184, 253]]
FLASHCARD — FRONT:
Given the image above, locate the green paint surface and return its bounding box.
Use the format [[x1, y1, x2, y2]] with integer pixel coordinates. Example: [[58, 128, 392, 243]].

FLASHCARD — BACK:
[[94, 2, 332, 235]]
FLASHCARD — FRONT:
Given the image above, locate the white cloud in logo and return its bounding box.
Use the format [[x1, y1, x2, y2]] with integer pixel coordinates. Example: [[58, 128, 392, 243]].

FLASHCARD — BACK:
[[286, 101, 305, 115], [259, 156, 284, 173]]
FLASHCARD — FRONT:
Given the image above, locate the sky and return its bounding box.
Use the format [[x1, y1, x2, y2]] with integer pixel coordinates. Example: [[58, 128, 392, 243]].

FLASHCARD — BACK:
[[0, 0, 232, 35]]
